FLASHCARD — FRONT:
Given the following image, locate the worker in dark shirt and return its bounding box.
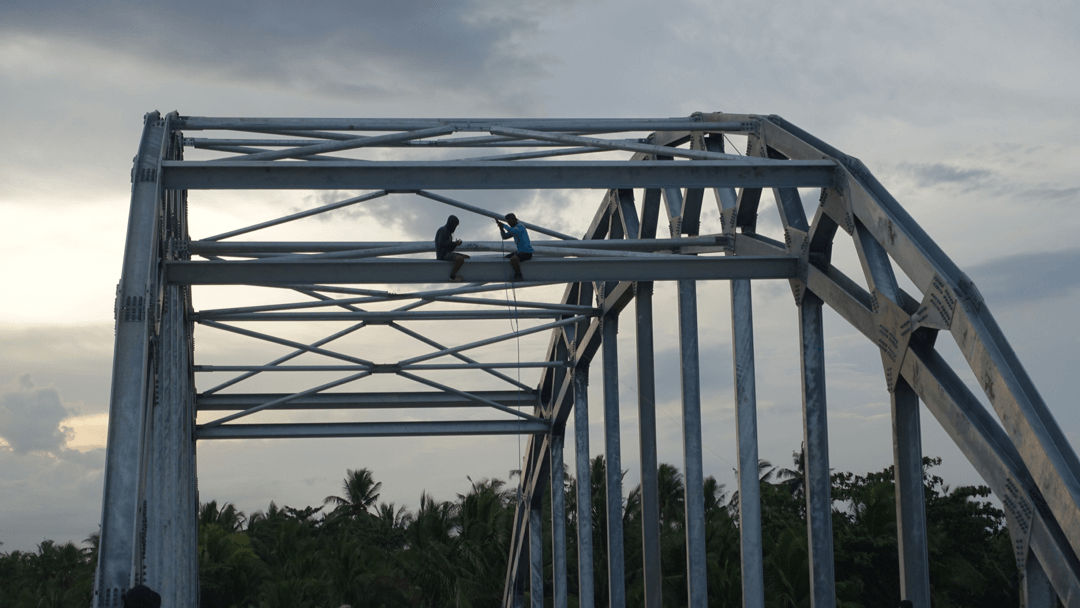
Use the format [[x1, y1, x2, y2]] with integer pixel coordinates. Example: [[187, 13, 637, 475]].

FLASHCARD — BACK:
[[495, 213, 532, 281], [435, 214, 468, 281]]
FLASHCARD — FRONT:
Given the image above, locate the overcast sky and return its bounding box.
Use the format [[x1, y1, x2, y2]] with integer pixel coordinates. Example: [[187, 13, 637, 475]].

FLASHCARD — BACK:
[[1, 0, 1078, 553]]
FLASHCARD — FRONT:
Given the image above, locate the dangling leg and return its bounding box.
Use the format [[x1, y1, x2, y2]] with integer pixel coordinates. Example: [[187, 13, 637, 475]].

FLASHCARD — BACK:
[[450, 253, 468, 280], [510, 253, 523, 281]]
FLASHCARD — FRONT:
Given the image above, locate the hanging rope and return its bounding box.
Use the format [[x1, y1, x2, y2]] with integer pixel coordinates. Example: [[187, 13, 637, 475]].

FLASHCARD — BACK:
[[501, 229, 525, 502]]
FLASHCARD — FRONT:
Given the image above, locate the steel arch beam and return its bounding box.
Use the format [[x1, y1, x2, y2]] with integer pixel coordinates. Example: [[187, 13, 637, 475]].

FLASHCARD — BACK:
[[745, 114, 1080, 604]]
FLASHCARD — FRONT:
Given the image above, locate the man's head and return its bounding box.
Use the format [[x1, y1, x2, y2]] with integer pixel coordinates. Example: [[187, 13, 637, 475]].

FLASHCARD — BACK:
[[446, 215, 459, 231], [123, 584, 161, 608], [504, 213, 518, 226]]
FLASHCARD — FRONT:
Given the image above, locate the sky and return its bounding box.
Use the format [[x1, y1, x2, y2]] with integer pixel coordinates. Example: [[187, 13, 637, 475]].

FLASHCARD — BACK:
[[1, 0, 1079, 553]]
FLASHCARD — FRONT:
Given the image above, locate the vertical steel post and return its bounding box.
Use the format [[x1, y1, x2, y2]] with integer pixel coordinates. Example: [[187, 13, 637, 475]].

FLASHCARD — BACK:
[[891, 378, 931, 606], [95, 112, 168, 608], [799, 295, 836, 608], [530, 504, 545, 608], [636, 282, 663, 607], [574, 368, 596, 608], [550, 432, 568, 607], [853, 219, 930, 605], [1023, 554, 1056, 608], [143, 285, 199, 604], [678, 280, 708, 606], [602, 314, 626, 607], [731, 279, 765, 608]]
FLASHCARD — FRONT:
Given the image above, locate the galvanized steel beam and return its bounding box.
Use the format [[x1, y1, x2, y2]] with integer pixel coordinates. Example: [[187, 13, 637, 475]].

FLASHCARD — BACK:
[[161, 159, 837, 190], [573, 369, 596, 608], [167, 255, 799, 285], [678, 280, 708, 606], [196, 390, 536, 410], [635, 283, 663, 608], [891, 379, 931, 606], [95, 112, 172, 608], [731, 278, 765, 608], [799, 295, 837, 608], [489, 126, 742, 161], [196, 420, 550, 439], [189, 236, 728, 256], [177, 116, 753, 132], [530, 504, 545, 608], [143, 281, 198, 603], [195, 309, 576, 321], [602, 314, 627, 607], [550, 433, 568, 608]]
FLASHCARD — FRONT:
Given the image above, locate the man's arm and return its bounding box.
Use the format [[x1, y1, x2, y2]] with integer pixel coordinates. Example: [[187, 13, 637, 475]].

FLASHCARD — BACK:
[[435, 227, 452, 251], [496, 220, 512, 239]]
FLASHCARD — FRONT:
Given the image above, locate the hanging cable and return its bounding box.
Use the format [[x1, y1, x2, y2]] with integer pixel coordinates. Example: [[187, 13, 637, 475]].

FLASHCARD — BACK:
[[501, 226, 525, 504]]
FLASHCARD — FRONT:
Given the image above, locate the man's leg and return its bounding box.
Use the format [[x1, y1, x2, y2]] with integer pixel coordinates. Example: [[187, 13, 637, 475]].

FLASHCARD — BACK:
[[450, 253, 468, 280], [510, 254, 523, 280]]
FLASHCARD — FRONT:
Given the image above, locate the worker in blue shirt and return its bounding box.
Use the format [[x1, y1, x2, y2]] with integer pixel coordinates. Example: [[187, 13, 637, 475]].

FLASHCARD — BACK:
[[495, 213, 532, 281]]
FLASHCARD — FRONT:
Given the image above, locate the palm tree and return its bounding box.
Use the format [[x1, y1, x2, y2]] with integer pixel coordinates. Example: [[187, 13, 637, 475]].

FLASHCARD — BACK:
[[702, 476, 726, 515], [376, 501, 412, 531], [200, 500, 246, 533], [656, 463, 685, 530], [726, 458, 778, 512], [406, 492, 457, 606], [455, 477, 514, 606], [324, 468, 382, 518], [778, 447, 806, 500]]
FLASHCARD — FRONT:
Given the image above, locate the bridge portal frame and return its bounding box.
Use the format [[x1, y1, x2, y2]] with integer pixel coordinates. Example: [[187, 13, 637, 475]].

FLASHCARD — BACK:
[[93, 112, 1080, 607]]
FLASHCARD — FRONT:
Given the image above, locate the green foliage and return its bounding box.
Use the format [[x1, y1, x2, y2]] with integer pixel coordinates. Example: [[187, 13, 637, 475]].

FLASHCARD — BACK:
[[0, 539, 94, 607], [0, 456, 1023, 606]]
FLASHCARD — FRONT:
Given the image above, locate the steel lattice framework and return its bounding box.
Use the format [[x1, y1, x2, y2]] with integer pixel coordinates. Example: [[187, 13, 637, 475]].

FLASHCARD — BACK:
[[93, 111, 1080, 607]]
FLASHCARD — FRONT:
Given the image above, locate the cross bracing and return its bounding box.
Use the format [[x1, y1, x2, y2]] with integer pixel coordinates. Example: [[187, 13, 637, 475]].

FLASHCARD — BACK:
[[94, 111, 1080, 607]]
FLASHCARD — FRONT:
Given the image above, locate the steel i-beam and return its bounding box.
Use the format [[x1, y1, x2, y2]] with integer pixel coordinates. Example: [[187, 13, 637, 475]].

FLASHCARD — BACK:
[[636, 282, 663, 607], [892, 378, 931, 605], [731, 279, 765, 608], [573, 368, 596, 608], [800, 295, 837, 608], [678, 280, 709, 606], [602, 314, 626, 607]]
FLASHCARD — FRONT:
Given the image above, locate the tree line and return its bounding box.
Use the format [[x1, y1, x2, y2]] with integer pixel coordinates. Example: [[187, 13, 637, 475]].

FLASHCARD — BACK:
[[0, 452, 1019, 607]]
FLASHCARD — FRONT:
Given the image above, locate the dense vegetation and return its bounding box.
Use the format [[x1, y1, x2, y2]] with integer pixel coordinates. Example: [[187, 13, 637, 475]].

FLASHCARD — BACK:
[[0, 454, 1018, 607]]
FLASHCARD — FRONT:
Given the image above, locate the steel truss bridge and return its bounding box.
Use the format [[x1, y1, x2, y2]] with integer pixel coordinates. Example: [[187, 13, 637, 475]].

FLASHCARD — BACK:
[[94, 111, 1080, 607]]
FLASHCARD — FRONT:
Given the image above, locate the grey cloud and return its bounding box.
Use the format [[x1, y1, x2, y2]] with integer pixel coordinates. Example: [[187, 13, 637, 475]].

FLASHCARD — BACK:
[[0, 447, 104, 551], [1, 1, 552, 109], [308, 189, 588, 243], [899, 162, 994, 190], [57, 446, 106, 469], [965, 248, 1080, 307], [650, 341, 734, 404], [1021, 185, 1080, 205], [0, 325, 114, 415], [307, 190, 428, 238], [672, 3, 1080, 136], [897, 162, 1079, 207], [0, 377, 74, 454]]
